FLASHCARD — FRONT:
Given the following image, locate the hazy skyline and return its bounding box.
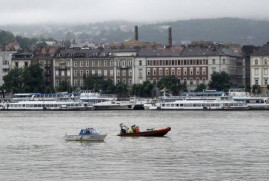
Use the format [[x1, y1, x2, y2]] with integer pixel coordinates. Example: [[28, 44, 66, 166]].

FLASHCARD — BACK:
[[1, 0, 269, 25]]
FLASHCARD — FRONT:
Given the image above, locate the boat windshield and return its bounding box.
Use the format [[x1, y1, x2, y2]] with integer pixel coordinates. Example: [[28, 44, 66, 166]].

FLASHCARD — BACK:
[[79, 128, 99, 135]]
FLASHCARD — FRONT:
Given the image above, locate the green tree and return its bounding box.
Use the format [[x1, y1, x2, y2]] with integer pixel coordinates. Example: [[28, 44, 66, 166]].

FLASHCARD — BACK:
[[84, 75, 103, 91], [252, 84, 261, 94], [0, 30, 15, 46], [194, 83, 206, 92], [131, 84, 143, 96], [208, 71, 231, 92], [84, 75, 115, 93], [2, 68, 24, 92], [115, 82, 128, 98], [102, 79, 115, 93], [15, 36, 38, 50], [35, 41, 48, 49], [45, 86, 55, 93], [142, 81, 153, 97], [131, 81, 153, 97], [157, 76, 185, 95], [22, 64, 45, 92], [57, 81, 72, 92]]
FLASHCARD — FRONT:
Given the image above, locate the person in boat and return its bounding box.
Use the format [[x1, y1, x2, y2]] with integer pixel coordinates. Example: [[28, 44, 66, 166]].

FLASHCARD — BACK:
[[129, 125, 140, 133], [129, 125, 134, 133], [120, 123, 128, 133]]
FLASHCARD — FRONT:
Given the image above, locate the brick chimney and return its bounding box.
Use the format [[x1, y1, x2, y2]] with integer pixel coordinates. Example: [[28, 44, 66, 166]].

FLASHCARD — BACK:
[[168, 27, 172, 47], [135, 26, 138, 41]]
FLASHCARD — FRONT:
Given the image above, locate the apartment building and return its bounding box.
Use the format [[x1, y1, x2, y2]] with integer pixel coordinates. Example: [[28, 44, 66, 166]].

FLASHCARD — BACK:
[[11, 53, 33, 69], [27, 44, 244, 92], [0, 51, 16, 86], [53, 48, 114, 88], [250, 42, 269, 93]]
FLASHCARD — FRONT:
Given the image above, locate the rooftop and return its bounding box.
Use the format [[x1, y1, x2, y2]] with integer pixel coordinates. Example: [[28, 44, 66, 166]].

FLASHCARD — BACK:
[[251, 42, 269, 56]]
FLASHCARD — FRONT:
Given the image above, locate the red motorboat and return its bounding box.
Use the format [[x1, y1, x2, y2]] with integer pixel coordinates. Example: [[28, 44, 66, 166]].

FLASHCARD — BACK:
[[117, 124, 171, 137]]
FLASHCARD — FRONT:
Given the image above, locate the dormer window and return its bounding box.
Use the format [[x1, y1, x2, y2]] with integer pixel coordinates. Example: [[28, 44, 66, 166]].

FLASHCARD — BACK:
[[255, 59, 258, 65]]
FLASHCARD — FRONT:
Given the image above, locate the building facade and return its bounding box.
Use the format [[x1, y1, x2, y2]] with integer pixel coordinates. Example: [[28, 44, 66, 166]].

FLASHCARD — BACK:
[[0, 51, 16, 86], [25, 44, 245, 93], [250, 42, 269, 93], [11, 53, 33, 69]]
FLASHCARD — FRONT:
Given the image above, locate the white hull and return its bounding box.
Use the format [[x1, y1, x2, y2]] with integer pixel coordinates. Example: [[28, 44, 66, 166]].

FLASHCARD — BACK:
[[65, 134, 107, 141], [149, 98, 249, 110], [248, 104, 269, 110], [93, 101, 134, 110], [0, 100, 93, 111]]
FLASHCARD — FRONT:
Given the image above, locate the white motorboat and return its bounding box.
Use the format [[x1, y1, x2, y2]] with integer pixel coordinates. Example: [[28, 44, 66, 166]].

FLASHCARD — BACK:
[[93, 101, 134, 110], [65, 128, 107, 141], [79, 91, 117, 106]]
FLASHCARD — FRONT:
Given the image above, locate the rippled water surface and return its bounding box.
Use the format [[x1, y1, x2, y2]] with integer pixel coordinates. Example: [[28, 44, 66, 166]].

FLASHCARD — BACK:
[[1, 110, 269, 180]]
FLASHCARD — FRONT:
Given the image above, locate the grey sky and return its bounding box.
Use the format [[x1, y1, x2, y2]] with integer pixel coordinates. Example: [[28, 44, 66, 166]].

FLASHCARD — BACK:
[[0, 0, 269, 25]]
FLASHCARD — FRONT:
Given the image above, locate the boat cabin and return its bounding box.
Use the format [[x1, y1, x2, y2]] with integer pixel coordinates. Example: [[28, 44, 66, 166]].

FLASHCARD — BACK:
[[79, 128, 99, 136]]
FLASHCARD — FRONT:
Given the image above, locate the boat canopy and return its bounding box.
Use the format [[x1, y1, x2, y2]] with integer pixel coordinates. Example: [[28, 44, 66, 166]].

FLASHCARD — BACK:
[[79, 128, 99, 136]]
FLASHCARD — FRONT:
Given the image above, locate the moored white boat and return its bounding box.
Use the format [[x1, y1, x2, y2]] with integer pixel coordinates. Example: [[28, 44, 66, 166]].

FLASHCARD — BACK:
[[79, 91, 117, 106], [93, 101, 134, 110], [0, 99, 92, 111], [148, 96, 249, 110]]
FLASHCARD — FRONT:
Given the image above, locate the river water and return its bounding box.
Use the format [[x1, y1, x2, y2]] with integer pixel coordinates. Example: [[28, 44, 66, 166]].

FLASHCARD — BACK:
[[0, 110, 269, 181]]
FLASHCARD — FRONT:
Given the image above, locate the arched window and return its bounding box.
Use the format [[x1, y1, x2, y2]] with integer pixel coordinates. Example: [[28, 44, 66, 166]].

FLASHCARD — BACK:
[[255, 59, 258, 65], [264, 58, 268, 65]]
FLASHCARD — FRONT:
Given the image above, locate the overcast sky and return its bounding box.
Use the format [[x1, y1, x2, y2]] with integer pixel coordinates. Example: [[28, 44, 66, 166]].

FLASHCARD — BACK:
[[0, 0, 269, 25]]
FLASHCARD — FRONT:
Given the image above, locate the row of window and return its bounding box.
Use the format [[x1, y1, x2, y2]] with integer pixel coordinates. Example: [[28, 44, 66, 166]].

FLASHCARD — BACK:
[[55, 76, 208, 87], [55, 69, 133, 77], [147, 59, 208, 66], [212, 59, 226, 65], [58, 60, 133, 67], [254, 59, 268, 65], [254, 78, 268, 85], [147, 68, 207, 76], [63, 60, 114, 67], [14, 61, 29, 68], [149, 78, 207, 85], [55, 78, 133, 87], [254, 68, 269, 76]]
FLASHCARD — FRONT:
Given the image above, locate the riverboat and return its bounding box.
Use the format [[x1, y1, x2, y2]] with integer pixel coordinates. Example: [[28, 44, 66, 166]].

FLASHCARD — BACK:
[[0, 99, 92, 111], [93, 101, 134, 110], [65, 128, 107, 141], [79, 91, 117, 106], [11, 92, 72, 102], [149, 96, 248, 110], [232, 96, 269, 110]]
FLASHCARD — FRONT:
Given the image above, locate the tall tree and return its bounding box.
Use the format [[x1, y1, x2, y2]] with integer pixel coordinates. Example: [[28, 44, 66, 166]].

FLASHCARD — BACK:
[[15, 36, 38, 50], [2, 68, 24, 93], [57, 81, 72, 92], [131, 81, 153, 97], [194, 83, 206, 92], [0, 30, 15, 46], [22, 64, 44, 92], [252, 84, 261, 94], [157, 75, 185, 95], [84, 75, 115, 93], [115, 82, 128, 98], [208, 71, 231, 91]]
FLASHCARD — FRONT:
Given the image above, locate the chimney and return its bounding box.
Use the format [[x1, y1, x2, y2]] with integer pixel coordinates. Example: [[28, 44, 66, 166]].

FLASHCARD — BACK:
[[168, 27, 172, 47], [135, 26, 138, 41]]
